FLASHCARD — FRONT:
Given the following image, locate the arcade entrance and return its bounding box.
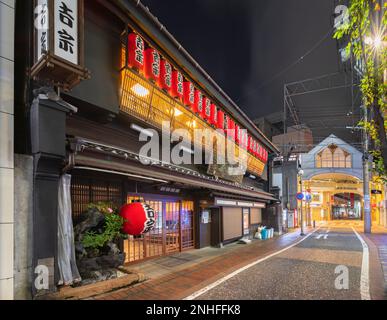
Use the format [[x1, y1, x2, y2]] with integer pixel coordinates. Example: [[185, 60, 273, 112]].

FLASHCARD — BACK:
[[331, 193, 362, 220]]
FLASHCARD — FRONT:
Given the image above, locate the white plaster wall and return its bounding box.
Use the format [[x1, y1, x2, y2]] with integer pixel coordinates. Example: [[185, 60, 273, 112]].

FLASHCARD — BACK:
[[0, 0, 15, 300]]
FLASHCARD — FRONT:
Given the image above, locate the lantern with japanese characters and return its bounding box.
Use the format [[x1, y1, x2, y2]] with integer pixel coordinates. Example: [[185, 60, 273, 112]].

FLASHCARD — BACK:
[[235, 125, 240, 144], [217, 110, 225, 130], [120, 202, 156, 236], [227, 117, 235, 140], [248, 135, 253, 153], [144, 48, 160, 82], [128, 33, 145, 72], [240, 129, 248, 149], [203, 96, 212, 121], [257, 143, 262, 160], [158, 59, 172, 91], [171, 70, 184, 100], [210, 104, 217, 126], [183, 82, 195, 108], [194, 90, 203, 115]]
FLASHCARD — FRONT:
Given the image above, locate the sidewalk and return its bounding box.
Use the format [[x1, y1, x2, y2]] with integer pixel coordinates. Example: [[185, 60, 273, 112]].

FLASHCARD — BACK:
[[92, 228, 313, 300], [360, 226, 387, 297]]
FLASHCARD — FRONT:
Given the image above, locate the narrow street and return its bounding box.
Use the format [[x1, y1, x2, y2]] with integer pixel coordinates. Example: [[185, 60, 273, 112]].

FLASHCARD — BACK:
[[184, 222, 386, 300]]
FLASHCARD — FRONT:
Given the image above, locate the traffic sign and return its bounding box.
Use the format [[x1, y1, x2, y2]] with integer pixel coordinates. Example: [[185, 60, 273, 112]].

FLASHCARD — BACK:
[[296, 193, 304, 201]]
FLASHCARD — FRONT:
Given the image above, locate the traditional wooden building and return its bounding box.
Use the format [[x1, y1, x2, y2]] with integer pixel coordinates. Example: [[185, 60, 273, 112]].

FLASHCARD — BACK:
[[15, 0, 280, 294]]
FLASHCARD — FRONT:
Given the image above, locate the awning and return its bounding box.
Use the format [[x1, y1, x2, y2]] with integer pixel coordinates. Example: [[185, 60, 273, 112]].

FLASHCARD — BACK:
[[69, 137, 278, 202]]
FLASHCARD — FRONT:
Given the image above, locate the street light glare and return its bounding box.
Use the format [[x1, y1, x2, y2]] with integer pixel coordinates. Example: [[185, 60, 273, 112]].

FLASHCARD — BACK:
[[373, 35, 382, 49]]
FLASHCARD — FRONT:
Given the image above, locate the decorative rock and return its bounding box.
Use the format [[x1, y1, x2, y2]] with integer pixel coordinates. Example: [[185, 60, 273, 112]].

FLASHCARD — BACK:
[[73, 207, 126, 285]]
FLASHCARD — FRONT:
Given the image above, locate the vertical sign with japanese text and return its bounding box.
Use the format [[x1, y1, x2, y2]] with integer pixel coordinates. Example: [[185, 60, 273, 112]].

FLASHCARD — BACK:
[[54, 0, 78, 65], [36, 0, 49, 61]]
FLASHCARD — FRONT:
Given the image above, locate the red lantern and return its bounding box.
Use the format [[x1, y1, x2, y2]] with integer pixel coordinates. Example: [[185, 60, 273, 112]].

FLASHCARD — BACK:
[[128, 33, 145, 72], [259, 145, 264, 160], [183, 82, 195, 108], [217, 110, 225, 130], [158, 59, 172, 91], [227, 118, 235, 140], [120, 202, 156, 236], [235, 125, 240, 144], [144, 48, 160, 82], [240, 129, 248, 149], [171, 70, 184, 99], [194, 90, 203, 115], [203, 96, 211, 121], [210, 104, 217, 125]]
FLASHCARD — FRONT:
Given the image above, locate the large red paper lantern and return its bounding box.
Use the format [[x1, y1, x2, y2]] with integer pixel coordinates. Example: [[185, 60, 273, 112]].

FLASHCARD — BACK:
[[235, 125, 240, 144], [217, 110, 225, 130], [248, 136, 253, 153], [240, 129, 248, 149], [144, 48, 160, 82], [183, 82, 195, 108], [210, 104, 217, 126], [203, 96, 211, 121], [194, 90, 203, 115], [158, 59, 172, 91], [171, 70, 184, 99], [227, 118, 235, 140], [120, 202, 156, 236], [128, 33, 145, 72]]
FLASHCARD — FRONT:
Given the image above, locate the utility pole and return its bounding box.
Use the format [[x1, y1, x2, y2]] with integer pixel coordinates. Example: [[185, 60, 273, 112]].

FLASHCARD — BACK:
[[363, 105, 372, 234]]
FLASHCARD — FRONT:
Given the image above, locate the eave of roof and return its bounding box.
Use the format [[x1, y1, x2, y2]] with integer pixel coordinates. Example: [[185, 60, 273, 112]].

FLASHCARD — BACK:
[[96, 0, 279, 154]]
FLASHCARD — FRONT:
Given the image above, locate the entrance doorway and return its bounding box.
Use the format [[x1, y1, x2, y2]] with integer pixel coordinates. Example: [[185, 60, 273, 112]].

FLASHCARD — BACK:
[[332, 193, 362, 220], [124, 195, 194, 263]]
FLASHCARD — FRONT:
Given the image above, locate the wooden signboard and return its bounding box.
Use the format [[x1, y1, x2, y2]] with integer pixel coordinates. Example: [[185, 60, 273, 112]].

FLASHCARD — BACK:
[[31, 0, 90, 91]]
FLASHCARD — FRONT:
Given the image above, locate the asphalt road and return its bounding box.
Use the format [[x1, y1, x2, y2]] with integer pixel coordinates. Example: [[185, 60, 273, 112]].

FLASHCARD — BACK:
[[195, 226, 365, 300]]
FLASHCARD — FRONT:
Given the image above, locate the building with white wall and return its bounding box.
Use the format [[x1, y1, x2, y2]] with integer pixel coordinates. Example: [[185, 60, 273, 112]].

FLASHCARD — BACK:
[[0, 0, 15, 300]]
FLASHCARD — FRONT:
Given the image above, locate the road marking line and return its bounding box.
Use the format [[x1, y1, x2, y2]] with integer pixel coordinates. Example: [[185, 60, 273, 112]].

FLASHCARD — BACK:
[[352, 227, 371, 300], [183, 228, 320, 300], [323, 234, 328, 240], [315, 234, 322, 240]]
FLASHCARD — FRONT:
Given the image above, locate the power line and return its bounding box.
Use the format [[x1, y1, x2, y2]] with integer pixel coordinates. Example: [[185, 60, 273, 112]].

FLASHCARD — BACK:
[[237, 26, 336, 104]]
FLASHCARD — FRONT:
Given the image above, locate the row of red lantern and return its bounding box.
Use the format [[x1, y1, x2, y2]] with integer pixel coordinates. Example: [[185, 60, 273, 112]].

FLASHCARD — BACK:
[[127, 32, 268, 163]]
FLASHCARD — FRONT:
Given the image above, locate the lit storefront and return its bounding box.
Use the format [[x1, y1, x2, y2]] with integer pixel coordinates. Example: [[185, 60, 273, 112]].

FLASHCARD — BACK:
[[21, 0, 280, 292], [300, 135, 386, 225]]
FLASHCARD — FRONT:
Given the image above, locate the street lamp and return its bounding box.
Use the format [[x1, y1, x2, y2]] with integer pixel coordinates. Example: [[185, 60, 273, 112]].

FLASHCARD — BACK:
[[298, 168, 305, 236]]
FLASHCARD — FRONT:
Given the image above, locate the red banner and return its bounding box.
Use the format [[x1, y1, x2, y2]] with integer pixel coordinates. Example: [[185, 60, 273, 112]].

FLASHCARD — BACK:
[[128, 33, 145, 72], [158, 59, 172, 91]]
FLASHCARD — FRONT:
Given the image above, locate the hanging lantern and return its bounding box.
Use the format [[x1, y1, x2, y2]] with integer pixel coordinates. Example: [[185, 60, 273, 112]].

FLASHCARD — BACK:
[[240, 129, 248, 149], [194, 90, 203, 115], [128, 33, 145, 72], [248, 136, 253, 153], [158, 59, 172, 91], [217, 110, 225, 130], [144, 48, 160, 82], [210, 104, 217, 126], [120, 202, 156, 236], [183, 82, 195, 108], [171, 70, 184, 99], [235, 125, 240, 144], [227, 118, 235, 140], [203, 96, 212, 121]]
